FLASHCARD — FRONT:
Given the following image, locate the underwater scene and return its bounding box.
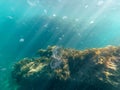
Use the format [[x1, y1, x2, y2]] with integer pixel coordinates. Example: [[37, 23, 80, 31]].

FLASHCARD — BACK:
[[1, 0, 120, 90]]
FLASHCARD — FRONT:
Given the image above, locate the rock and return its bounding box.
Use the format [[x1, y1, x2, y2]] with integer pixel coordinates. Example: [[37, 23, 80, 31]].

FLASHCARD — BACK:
[[12, 46, 120, 90]]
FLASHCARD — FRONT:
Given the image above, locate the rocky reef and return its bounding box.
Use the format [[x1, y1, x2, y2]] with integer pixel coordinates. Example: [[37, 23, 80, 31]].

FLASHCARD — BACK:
[[12, 45, 120, 90]]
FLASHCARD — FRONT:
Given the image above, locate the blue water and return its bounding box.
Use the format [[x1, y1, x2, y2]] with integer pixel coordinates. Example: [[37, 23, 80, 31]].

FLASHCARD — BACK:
[[0, 0, 120, 90]]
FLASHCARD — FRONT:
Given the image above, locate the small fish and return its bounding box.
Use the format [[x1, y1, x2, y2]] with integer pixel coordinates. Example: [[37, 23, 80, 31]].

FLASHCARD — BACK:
[[0, 68, 7, 71], [7, 16, 13, 19]]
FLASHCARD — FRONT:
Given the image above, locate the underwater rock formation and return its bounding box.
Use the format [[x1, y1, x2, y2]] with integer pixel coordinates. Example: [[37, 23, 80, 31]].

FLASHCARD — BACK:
[[12, 45, 120, 90]]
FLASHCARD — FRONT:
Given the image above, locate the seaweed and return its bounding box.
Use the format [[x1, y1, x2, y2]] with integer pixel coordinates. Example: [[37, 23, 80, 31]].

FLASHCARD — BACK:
[[12, 45, 120, 90]]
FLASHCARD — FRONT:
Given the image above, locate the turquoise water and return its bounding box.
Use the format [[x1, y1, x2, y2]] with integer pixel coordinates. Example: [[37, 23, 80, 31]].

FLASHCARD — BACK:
[[1, 0, 120, 90]]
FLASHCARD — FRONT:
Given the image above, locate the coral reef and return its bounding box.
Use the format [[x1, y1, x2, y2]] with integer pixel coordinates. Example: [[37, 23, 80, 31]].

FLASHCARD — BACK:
[[12, 45, 120, 90]]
